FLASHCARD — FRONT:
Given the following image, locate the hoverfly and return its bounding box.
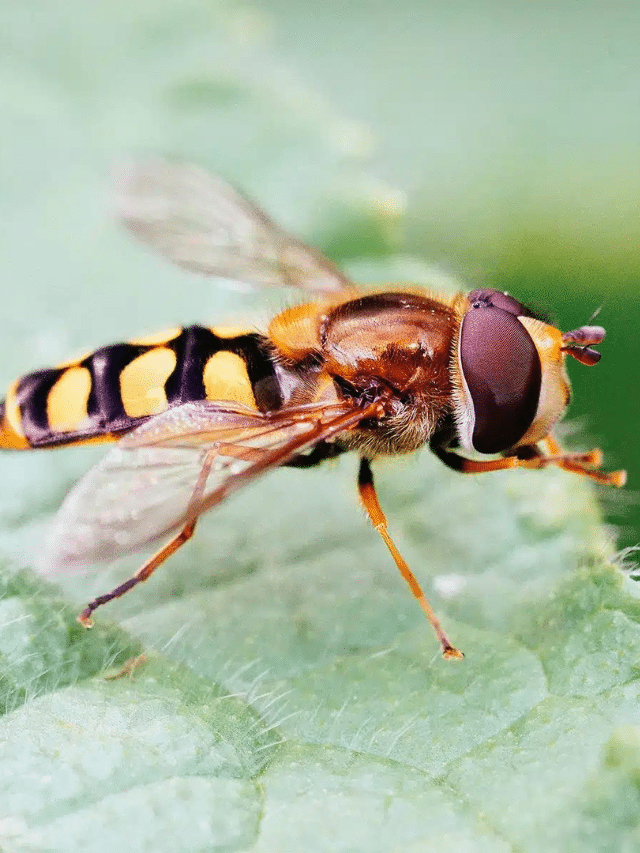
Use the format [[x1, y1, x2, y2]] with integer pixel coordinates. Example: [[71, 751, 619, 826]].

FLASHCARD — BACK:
[[0, 160, 626, 658]]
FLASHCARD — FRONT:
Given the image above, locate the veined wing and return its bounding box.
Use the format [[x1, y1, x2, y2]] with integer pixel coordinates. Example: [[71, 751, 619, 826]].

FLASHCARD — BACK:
[[41, 399, 378, 572], [116, 158, 354, 294]]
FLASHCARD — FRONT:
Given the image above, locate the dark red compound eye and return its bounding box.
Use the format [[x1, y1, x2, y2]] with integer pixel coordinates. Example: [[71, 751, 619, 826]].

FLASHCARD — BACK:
[[460, 291, 542, 454]]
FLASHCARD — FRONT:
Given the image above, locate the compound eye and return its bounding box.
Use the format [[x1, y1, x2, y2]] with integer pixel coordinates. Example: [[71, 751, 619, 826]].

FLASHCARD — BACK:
[[460, 304, 542, 453], [467, 288, 536, 318]]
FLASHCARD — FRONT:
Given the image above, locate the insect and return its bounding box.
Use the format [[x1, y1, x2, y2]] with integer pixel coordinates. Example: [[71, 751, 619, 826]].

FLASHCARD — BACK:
[[0, 160, 626, 658]]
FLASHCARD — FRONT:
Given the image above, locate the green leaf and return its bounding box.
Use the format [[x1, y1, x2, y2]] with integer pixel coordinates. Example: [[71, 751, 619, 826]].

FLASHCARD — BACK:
[[1, 3, 639, 852]]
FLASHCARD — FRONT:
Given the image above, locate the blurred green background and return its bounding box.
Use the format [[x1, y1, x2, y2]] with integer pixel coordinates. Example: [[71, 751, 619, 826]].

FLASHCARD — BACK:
[[0, 0, 637, 549]]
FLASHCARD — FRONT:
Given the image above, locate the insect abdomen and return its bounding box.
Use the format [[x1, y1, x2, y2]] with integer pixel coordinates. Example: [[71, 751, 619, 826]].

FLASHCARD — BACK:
[[0, 325, 282, 449]]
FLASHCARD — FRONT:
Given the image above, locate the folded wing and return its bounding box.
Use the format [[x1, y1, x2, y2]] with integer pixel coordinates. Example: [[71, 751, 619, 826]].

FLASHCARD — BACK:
[[41, 399, 374, 571]]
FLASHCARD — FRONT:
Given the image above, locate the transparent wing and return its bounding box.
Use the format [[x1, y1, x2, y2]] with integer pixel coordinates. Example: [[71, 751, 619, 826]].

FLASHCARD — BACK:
[[41, 399, 375, 572], [115, 158, 354, 294]]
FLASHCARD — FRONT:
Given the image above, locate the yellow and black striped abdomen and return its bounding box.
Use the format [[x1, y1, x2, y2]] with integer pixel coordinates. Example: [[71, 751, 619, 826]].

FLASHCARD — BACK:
[[0, 325, 284, 449]]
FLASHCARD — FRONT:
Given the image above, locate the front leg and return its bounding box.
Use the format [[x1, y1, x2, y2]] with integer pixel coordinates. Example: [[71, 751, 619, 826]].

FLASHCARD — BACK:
[[430, 444, 518, 474], [431, 436, 626, 486], [534, 435, 626, 486]]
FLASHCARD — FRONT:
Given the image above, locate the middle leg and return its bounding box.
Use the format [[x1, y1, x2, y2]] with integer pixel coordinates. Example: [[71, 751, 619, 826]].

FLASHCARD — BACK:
[[357, 457, 463, 659]]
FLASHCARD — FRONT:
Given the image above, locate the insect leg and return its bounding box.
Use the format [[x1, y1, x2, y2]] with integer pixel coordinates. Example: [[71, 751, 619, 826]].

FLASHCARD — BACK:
[[77, 447, 218, 627], [430, 445, 518, 474], [357, 457, 463, 660], [432, 442, 626, 486], [284, 441, 345, 469], [77, 517, 199, 627], [531, 435, 627, 486]]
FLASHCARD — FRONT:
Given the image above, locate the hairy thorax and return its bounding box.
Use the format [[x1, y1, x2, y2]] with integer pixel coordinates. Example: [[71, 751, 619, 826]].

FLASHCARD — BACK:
[[269, 288, 460, 457]]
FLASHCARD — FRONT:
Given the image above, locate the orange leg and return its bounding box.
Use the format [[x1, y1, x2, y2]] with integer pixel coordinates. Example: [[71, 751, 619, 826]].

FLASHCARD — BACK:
[[78, 517, 200, 627], [78, 448, 216, 627], [432, 440, 626, 486], [533, 435, 627, 486], [432, 445, 525, 474], [358, 458, 463, 660]]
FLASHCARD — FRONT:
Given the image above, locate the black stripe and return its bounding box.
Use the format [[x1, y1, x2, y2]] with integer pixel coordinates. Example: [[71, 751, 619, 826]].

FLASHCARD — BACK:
[[164, 326, 282, 412], [15, 369, 64, 444], [164, 326, 217, 405], [83, 342, 149, 431], [227, 333, 282, 412]]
